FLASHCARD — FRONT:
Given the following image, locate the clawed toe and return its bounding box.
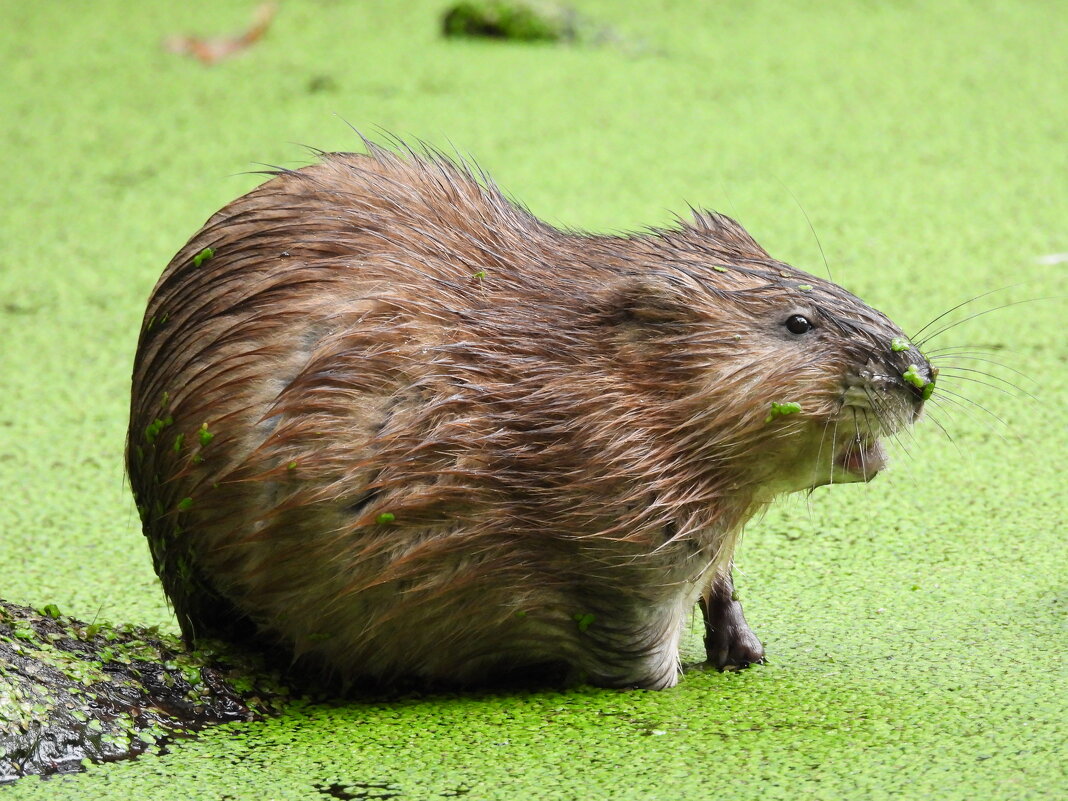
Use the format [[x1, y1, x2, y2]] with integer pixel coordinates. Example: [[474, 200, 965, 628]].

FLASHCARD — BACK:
[[700, 569, 765, 671]]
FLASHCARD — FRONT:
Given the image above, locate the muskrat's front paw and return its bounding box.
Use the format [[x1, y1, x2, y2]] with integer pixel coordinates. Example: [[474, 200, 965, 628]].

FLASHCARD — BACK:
[[702, 598, 765, 671]]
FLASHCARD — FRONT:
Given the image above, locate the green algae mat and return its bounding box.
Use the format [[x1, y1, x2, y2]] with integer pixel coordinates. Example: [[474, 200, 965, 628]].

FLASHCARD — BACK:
[[1, 0, 1065, 797]]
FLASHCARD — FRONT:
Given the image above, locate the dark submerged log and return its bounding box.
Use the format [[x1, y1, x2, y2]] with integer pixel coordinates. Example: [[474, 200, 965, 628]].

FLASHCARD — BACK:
[[0, 600, 291, 783]]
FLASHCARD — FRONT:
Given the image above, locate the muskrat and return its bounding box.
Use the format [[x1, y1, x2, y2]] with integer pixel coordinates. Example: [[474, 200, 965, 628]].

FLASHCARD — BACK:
[[128, 141, 936, 690]]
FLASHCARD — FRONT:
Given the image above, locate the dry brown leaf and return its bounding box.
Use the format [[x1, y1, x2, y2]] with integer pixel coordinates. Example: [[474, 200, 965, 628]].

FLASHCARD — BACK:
[[164, 3, 277, 65]]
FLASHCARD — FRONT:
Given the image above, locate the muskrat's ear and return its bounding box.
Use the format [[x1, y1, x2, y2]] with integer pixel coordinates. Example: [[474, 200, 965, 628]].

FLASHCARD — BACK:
[[594, 277, 698, 327]]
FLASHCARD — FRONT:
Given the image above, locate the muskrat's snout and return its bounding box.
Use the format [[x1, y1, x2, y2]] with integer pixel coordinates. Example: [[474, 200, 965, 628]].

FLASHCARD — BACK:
[[826, 334, 936, 483], [885, 345, 937, 415]]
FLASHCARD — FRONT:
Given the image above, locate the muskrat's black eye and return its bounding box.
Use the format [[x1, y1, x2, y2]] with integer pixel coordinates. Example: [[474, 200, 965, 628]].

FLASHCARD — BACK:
[[785, 314, 813, 335]]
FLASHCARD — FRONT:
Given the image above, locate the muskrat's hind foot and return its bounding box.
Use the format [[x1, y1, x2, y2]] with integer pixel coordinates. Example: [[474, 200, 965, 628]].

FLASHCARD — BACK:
[[700, 569, 765, 670]]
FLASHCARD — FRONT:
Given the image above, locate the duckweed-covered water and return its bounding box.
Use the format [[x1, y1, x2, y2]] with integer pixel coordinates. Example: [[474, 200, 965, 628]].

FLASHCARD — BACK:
[[1, 1, 1064, 798]]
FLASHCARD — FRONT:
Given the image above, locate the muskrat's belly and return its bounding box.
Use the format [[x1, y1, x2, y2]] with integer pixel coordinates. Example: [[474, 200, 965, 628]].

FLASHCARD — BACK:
[[193, 498, 709, 688]]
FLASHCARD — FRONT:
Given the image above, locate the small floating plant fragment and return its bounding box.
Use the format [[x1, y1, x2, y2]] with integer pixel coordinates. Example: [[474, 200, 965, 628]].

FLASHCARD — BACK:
[[197, 423, 214, 447], [891, 337, 911, 352], [765, 401, 802, 424], [177, 497, 194, 512], [902, 364, 935, 400], [442, 1, 577, 42], [376, 512, 396, 524], [573, 612, 595, 632], [144, 416, 173, 444], [796, 284, 812, 291], [192, 247, 215, 267], [901, 364, 924, 388]]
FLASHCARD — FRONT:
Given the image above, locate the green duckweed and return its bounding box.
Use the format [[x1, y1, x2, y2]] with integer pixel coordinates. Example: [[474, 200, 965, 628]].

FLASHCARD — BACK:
[[901, 364, 936, 400], [765, 401, 802, 423], [144, 416, 173, 444], [902, 364, 925, 388], [442, 1, 574, 42], [192, 247, 215, 267]]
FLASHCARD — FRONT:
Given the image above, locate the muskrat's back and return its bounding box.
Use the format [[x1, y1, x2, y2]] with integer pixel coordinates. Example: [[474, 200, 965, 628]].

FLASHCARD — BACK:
[[129, 145, 933, 689]]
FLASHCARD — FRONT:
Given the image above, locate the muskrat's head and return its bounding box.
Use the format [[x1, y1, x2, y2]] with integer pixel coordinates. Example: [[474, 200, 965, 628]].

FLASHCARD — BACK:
[[727, 270, 936, 496], [602, 210, 936, 500]]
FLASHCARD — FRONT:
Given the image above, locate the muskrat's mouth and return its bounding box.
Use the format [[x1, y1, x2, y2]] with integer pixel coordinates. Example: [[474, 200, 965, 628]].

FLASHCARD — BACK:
[[834, 432, 888, 482]]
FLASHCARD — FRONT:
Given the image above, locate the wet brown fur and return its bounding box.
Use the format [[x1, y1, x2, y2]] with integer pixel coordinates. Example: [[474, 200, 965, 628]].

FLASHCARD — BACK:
[[128, 143, 931, 689]]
